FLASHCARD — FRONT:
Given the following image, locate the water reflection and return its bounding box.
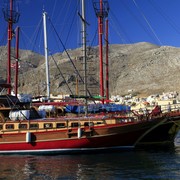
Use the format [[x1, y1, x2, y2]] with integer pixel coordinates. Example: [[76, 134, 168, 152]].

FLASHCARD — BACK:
[[0, 147, 180, 179]]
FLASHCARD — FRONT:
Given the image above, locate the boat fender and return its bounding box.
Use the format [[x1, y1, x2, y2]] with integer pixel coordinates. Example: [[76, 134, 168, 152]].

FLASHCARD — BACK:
[[78, 127, 82, 139], [26, 132, 31, 143]]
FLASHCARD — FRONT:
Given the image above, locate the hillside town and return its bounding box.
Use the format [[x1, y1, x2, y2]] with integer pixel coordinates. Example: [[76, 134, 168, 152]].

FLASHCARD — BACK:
[[111, 91, 180, 112], [15, 90, 180, 116]]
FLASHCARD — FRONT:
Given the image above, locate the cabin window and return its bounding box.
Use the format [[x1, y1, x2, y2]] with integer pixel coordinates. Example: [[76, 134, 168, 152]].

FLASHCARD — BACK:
[[97, 122, 102, 125], [84, 122, 94, 127], [19, 124, 28, 129], [30, 123, 39, 129], [6, 124, 14, 130], [56, 123, 66, 128], [0, 124, 3, 130], [71, 122, 79, 127], [44, 123, 53, 129]]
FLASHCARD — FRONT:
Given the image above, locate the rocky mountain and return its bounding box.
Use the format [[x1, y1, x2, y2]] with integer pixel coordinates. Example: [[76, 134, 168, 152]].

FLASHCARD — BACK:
[[0, 42, 180, 97]]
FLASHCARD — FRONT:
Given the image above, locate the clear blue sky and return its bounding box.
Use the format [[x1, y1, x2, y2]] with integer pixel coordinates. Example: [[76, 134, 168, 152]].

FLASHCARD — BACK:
[[1, 0, 180, 55]]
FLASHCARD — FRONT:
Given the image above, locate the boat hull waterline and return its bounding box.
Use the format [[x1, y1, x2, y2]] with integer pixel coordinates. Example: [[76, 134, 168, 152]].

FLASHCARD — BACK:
[[0, 118, 169, 155]]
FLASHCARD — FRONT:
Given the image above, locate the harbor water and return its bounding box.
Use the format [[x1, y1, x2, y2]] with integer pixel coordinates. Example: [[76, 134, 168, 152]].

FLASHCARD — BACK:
[[1, 135, 180, 180]]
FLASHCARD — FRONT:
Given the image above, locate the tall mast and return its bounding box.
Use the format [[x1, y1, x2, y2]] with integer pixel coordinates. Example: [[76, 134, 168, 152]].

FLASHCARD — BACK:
[[105, 19, 109, 102], [15, 26, 19, 97], [7, 0, 12, 94], [3, 0, 20, 94], [43, 12, 50, 100], [93, 0, 109, 104], [98, 0, 104, 103], [81, 0, 88, 115]]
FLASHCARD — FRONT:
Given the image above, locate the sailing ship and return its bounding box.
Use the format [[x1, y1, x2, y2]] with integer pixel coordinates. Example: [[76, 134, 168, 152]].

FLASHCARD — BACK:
[[0, 0, 180, 155], [0, 88, 179, 155]]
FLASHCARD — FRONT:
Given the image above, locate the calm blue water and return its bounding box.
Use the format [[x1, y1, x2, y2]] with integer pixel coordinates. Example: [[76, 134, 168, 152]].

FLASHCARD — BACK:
[[1, 137, 180, 180]]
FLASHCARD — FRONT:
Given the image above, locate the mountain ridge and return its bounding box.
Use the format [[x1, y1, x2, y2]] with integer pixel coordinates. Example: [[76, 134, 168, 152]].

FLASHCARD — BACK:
[[0, 42, 179, 97]]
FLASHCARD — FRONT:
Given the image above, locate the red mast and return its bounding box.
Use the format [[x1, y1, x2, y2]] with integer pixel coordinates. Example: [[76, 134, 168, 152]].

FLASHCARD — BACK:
[[15, 26, 20, 97], [3, 0, 20, 94], [98, 0, 104, 103], [93, 0, 109, 104], [7, 0, 13, 94], [105, 19, 109, 102]]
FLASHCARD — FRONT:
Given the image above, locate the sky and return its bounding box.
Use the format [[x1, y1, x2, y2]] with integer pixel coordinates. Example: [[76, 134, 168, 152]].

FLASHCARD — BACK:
[[1, 0, 180, 55]]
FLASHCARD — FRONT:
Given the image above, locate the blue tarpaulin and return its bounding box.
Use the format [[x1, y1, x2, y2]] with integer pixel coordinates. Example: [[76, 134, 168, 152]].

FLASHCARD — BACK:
[[65, 104, 131, 113]]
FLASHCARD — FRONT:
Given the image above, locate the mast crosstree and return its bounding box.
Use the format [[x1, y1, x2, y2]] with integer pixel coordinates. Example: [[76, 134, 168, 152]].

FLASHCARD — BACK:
[[3, 0, 20, 94]]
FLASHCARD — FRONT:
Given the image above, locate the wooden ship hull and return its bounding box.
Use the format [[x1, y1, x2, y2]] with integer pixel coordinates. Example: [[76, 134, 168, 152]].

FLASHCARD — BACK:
[[136, 111, 180, 147], [0, 94, 179, 154], [0, 114, 177, 154]]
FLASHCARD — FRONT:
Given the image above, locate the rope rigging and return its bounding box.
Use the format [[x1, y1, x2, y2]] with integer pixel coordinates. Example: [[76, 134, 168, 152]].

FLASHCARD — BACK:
[[48, 52, 73, 95], [108, 0, 165, 46], [149, 0, 180, 35], [109, 10, 130, 44], [132, 0, 162, 46], [46, 14, 93, 97], [64, 0, 80, 47], [31, 17, 44, 54]]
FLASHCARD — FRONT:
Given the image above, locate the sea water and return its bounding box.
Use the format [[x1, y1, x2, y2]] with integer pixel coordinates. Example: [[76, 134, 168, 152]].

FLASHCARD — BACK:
[[0, 135, 180, 180]]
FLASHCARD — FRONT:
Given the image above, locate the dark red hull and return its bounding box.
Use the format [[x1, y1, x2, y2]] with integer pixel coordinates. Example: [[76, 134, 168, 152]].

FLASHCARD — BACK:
[[0, 117, 172, 155], [137, 114, 180, 146]]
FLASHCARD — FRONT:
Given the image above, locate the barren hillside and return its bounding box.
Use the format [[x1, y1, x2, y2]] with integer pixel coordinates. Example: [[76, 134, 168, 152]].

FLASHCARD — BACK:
[[0, 42, 180, 97]]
